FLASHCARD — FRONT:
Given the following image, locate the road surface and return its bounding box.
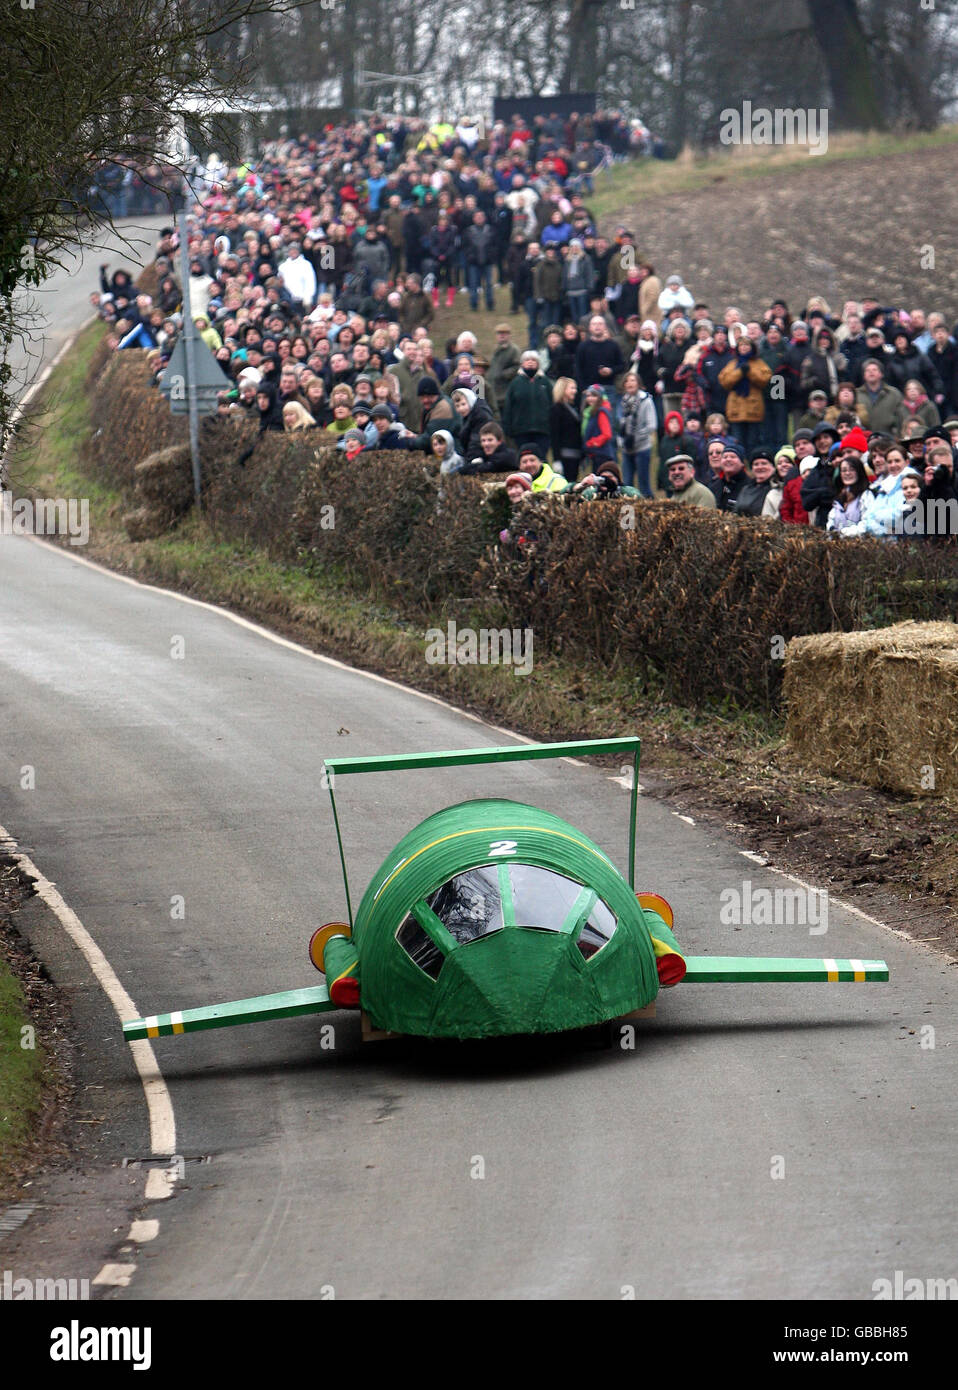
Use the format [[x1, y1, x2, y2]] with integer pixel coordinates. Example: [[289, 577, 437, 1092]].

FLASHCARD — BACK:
[[0, 228, 955, 1300], [1, 534, 954, 1300]]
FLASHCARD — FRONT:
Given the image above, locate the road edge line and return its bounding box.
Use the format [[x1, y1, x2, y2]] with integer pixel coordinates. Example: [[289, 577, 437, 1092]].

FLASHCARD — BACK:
[[0, 821, 176, 1155]]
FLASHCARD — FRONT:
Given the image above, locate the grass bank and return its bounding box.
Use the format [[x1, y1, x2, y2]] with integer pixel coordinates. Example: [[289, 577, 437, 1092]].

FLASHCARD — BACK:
[[0, 863, 48, 1195]]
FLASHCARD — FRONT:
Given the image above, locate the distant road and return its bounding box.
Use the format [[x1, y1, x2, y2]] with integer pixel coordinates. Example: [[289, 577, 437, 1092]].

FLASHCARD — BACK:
[[7, 214, 171, 409]]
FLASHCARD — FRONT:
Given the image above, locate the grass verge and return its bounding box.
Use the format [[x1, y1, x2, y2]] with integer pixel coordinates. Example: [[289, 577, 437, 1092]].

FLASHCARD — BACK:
[[0, 863, 47, 1196]]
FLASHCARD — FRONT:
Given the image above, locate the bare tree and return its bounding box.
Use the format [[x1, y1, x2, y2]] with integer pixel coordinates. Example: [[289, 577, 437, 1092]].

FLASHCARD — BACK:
[[0, 0, 312, 453]]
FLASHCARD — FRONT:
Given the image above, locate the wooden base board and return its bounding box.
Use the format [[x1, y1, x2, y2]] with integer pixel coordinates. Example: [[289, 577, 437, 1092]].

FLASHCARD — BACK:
[[617, 1003, 656, 1020], [361, 1011, 403, 1043]]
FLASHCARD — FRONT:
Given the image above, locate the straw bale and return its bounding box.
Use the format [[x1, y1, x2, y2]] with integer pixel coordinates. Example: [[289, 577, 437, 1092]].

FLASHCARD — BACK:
[[785, 621, 958, 796]]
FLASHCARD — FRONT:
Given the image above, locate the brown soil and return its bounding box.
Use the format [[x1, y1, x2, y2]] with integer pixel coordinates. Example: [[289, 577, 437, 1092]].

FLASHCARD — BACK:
[[604, 144, 958, 319]]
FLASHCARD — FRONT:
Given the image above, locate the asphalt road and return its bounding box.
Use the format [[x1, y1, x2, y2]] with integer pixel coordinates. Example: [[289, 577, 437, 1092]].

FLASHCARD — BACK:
[[1, 226, 955, 1300], [6, 215, 170, 409], [1, 535, 955, 1300]]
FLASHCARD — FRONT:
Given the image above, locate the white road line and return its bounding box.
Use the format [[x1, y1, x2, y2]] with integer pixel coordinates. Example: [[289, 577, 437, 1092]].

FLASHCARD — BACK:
[[145, 1168, 177, 1201], [21, 537, 938, 958], [128, 1219, 159, 1243], [0, 823, 176, 1155]]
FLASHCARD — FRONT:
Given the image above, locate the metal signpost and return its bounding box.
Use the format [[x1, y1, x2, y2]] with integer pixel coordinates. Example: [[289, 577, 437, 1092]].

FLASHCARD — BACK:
[[159, 211, 230, 508]]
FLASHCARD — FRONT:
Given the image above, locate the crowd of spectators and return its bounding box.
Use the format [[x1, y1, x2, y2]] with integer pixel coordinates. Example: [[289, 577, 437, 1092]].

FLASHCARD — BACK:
[[91, 107, 958, 541]]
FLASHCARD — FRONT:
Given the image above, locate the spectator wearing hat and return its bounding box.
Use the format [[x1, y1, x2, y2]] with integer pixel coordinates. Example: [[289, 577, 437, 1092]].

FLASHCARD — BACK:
[[365, 403, 410, 451], [658, 273, 694, 315], [796, 388, 830, 434], [730, 447, 780, 517], [853, 326, 891, 384], [488, 323, 522, 415], [657, 409, 700, 491], [399, 377, 458, 451], [780, 434, 814, 525], [498, 472, 537, 555], [575, 461, 640, 500], [799, 422, 841, 527], [581, 384, 616, 468], [503, 471, 533, 502], [856, 359, 904, 438], [517, 442, 568, 493], [709, 438, 749, 511], [503, 351, 553, 459], [665, 455, 716, 509]]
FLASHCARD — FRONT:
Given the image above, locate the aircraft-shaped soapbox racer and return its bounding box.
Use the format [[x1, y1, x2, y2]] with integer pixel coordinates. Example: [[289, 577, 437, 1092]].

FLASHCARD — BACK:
[[123, 738, 887, 1044]]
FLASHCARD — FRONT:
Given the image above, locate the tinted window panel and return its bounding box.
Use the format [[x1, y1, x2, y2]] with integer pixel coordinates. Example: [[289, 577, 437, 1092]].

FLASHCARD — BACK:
[[396, 913, 444, 978], [427, 866, 503, 944], [509, 865, 585, 932], [577, 897, 617, 959]]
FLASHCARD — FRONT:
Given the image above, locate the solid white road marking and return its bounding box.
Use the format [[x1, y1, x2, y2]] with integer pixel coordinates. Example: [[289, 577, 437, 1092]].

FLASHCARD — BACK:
[[0, 824, 176, 1156]]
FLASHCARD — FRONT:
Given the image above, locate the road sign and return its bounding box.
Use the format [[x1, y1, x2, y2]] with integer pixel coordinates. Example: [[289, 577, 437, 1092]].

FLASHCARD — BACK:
[[159, 333, 230, 416]]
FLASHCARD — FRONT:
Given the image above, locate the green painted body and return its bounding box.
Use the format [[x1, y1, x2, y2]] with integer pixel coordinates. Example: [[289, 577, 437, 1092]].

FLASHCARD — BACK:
[[119, 739, 888, 1047], [353, 797, 665, 1039], [122, 984, 335, 1040]]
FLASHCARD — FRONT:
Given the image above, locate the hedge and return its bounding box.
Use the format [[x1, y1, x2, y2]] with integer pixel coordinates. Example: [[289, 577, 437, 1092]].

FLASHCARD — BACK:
[[86, 346, 958, 711]]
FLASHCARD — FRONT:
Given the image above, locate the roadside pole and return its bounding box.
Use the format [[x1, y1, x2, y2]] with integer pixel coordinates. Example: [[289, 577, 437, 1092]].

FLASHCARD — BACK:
[[177, 210, 203, 508]]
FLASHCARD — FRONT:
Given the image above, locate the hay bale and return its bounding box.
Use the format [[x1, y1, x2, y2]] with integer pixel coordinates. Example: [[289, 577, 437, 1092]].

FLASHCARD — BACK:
[[133, 445, 194, 512], [785, 620, 958, 797], [122, 505, 170, 542]]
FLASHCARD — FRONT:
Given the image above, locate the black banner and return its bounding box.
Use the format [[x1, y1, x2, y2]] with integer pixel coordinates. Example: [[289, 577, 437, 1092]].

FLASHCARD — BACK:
[[493, 92, 597, 125]]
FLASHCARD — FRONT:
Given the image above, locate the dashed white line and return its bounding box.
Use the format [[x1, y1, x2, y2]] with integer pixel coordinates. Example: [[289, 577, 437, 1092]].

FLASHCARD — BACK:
[[92, 1263, 136, 1288], [145, 1168, 178, 1201]]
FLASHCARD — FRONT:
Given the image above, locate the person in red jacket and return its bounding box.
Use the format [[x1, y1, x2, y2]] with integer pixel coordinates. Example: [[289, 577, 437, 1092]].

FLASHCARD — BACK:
[[581, 384, 617, 466], [780, 428, 816, 524]]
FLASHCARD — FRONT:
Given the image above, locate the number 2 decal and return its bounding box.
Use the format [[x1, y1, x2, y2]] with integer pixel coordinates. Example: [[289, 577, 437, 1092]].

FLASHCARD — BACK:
[[488, 840, 518, 856]]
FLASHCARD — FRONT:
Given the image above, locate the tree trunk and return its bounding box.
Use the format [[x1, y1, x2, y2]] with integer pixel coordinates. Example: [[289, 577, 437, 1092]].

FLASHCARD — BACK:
[[806, 0, 885, 130]]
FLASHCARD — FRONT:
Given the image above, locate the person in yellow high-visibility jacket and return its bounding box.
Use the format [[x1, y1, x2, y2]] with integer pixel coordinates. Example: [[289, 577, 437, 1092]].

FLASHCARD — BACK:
[[517, 442, 568, 492]]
